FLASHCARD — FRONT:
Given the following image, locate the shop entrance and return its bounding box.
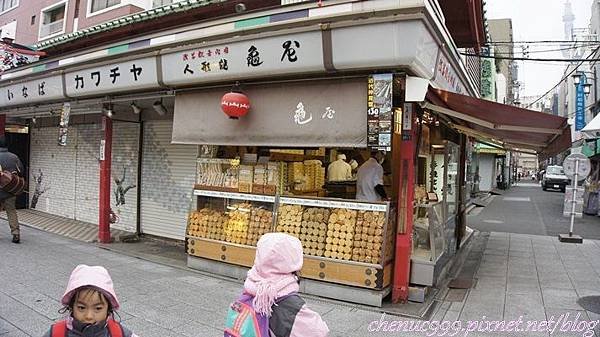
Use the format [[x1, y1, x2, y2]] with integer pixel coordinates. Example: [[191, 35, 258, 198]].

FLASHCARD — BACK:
[[6, 130, 30, 209]]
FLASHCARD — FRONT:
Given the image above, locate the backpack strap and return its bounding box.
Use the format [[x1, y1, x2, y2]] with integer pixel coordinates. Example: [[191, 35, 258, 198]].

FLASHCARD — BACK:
[[107, 319, 124, 337], [50, 320, 67, 337]]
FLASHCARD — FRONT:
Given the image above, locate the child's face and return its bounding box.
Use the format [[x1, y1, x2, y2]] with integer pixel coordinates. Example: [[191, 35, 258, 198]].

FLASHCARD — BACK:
[[72, 288, 109, 324]]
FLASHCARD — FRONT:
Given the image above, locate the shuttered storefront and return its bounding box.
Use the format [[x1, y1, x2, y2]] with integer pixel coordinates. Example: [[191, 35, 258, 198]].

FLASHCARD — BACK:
[[109, 122, 140, 232], [29, 122, 139, 233], [140, 120, 197, 239]]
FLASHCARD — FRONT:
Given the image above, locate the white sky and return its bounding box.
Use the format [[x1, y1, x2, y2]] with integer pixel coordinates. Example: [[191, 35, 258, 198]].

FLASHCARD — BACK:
[[486, 0, 592, 96]]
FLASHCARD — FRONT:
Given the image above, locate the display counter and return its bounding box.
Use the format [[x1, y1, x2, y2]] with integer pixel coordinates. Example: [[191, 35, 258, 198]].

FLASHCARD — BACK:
[[185, 189, 394, 300]]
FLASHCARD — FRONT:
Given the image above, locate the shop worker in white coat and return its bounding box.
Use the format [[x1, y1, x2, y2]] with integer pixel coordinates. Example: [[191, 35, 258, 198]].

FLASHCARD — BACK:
[[356, 151, 388, 201], [327, 154, 352, 182]]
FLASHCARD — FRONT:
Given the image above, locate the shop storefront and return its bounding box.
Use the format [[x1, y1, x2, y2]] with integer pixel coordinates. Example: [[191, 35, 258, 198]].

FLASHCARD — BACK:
[[174, 71, 474, 306], [1, 1, 570, 308]]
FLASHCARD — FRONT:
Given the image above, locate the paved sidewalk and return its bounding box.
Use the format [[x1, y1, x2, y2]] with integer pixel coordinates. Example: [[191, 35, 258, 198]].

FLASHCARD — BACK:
[[0, 224, 396, 337], [432, 232, 600, 337], [2, 220, 600, 336]]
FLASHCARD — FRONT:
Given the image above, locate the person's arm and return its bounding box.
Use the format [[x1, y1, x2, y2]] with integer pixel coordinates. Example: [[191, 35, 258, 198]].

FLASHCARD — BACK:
[[375, 184, 387, 199], [374, 165, 387, 199], [289, 304, 329, 337], [15, 157, 24, 176]]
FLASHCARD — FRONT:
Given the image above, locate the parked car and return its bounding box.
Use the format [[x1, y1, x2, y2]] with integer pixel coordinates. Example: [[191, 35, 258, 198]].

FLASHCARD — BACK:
[[541, 165, 569, 192]]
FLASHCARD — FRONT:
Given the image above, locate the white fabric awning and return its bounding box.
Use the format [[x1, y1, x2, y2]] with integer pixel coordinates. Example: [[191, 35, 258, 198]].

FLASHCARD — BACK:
[[581, 113, 600, 139]]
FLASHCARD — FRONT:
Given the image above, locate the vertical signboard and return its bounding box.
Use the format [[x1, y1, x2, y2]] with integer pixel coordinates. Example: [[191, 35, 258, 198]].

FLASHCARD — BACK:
[[58, 102, 70, 146], [367, 73, 393, 151], [575, 73, 586, 131], [480, 57, 496, 101]]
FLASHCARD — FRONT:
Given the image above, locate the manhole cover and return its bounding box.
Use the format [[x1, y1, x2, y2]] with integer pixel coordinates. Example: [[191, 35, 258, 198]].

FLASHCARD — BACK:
[[577, 296, 600, 314]]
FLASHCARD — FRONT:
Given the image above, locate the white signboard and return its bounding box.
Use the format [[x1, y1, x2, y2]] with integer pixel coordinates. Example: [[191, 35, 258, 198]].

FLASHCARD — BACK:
[[563, 153, 591, 179], [433, 51, 465, 95], [65, 57, 159, 97], [0, 75, 64, 107], [161, 31, 324, 86]]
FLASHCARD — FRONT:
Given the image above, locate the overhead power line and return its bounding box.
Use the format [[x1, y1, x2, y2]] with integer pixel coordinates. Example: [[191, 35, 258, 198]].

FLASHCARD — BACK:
[[487, 40, 600, 44], [489, 45, 596, 55], [459, 52, 600, 62], [525, 46, 600, 109]]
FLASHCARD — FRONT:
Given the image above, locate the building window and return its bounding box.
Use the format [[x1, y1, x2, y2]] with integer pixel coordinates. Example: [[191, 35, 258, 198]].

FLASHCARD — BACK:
[[90, 0, 120, 13], [153, 0, 173, 7], [39, 2, 66, 39], [0, 0, 18, 13], [31, 15, 35, 25]]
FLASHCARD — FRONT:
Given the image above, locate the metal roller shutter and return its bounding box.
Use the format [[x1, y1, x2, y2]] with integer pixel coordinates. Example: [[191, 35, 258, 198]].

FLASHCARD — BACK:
[[140, 120, 197, 239], [110, 122, 140, 232]]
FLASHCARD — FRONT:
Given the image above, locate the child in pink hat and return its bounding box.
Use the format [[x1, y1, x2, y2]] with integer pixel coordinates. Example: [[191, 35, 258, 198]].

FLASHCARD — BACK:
[[233, 232, 330, 337], [42, 264, 138, 337]]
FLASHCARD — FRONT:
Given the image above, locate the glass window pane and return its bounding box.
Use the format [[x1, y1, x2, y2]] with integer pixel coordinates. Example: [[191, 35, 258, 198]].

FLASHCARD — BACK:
[[92, 0, 120, 12]]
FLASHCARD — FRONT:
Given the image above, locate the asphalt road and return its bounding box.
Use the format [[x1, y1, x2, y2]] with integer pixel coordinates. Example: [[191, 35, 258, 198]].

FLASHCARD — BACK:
[[469, 182, 600, 240]]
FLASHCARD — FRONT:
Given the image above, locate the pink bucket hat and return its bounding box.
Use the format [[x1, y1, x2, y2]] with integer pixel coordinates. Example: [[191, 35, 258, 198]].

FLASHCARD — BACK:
[[61, 265, 120, 310], [254, 232, 303, 277]]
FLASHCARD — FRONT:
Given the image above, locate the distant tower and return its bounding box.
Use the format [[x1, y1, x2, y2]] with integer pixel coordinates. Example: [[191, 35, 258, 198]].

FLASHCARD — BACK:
[[563, 0, 575, 56]]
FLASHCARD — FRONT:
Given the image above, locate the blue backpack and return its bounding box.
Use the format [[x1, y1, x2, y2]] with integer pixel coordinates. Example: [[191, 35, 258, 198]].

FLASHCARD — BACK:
[[224, 292, 295, 337]]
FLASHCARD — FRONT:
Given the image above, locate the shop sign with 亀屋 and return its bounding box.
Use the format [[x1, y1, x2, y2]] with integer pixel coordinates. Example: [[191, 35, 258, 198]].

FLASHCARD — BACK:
[[161, 31, 324, 86], [367, 73, 393, 151], [65, 57, 159, 97]]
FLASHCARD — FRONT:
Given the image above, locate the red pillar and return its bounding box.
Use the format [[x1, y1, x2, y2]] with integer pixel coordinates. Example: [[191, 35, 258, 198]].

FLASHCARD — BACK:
[[99, 115, 113, 243], [392, 103, 416, 303]]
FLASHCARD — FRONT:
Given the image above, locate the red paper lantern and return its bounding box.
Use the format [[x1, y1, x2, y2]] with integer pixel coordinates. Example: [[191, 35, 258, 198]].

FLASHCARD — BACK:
[[221, 92, 250, 119]]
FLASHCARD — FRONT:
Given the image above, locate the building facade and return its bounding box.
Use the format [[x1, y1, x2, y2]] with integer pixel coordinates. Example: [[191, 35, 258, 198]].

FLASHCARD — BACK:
[[0, 0, 493, 305], [488, 18, 516, 105]]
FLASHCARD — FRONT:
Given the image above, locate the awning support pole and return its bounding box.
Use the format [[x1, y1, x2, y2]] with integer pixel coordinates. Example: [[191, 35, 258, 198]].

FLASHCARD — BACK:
[[99, 115, 113, 244], [392, 102, 416, 303]]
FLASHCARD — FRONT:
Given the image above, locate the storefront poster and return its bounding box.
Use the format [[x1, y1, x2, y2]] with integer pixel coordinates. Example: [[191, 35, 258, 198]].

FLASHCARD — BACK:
[[367, 73, 393, 151], [58, 102, 70, 146]]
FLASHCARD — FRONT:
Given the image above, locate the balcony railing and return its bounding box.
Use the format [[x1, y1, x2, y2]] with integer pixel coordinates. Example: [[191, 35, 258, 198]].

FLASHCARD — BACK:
[[40, 19, 64, 38]]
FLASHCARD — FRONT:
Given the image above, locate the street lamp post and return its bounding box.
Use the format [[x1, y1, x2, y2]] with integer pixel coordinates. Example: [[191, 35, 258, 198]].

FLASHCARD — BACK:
[[571, 71, 597, 130]]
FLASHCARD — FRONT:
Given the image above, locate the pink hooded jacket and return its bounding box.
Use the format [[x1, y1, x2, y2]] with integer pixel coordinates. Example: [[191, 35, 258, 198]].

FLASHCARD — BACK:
[[62, 265, 120, 310], [41, 264, 138, 337], [243, 233, 329, 337]]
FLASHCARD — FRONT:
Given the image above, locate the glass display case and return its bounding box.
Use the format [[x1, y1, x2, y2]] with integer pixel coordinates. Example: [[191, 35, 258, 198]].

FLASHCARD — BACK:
[[412, 202, 445, 262], [186, 190, 393, 264], [186, 190, 276, 246], [277, 196, 392, 265]]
